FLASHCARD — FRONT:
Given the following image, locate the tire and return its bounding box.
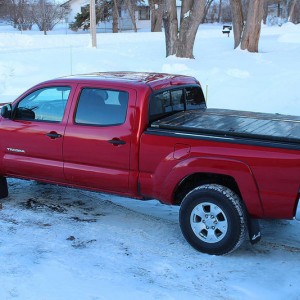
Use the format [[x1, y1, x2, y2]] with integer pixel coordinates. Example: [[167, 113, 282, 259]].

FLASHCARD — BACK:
[[179, 184, 247, 255]]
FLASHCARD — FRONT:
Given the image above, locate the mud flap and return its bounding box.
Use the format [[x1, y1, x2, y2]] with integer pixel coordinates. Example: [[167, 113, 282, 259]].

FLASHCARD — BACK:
[[0, 177, 8, 199], [248, 218, 261, 244]]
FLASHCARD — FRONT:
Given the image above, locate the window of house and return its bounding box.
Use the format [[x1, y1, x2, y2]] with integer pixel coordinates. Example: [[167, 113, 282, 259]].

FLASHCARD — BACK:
[[15, 86, 71, 122], [138, 7, 150, 20], [75, 88, 129, 126]]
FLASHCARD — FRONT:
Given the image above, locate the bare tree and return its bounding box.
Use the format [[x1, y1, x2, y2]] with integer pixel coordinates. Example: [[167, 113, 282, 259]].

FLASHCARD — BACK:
[[263, 0, 268, 24], [240, 0, 264, 52], [230, 0, 264, 52], [3, 0, 19, 26], [163, 0, 207, 58], [230, 0, 244, 49], [202, 0, 214, 22], [289, 0, 300, 23], [112, 0, 119, 32], [163, 0, 178, 56], [30, 0, 67, 35], [3, 0, 34, 30], [0, 0, 4, 7], [0, 0, 8, 18], [221, 0, 233, 23], [149, 0, 163, 31], [217, 0, 223, 22], [241, 0, 249, 19]]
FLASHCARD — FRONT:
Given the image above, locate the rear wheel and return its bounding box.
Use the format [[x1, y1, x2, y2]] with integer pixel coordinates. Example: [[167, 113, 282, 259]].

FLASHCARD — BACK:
[[179, 184, 247, 255]]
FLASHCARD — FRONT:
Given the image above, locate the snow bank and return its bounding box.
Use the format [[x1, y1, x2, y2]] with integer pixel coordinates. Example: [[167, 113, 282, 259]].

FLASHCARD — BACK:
[[0, 23, 300, 299]]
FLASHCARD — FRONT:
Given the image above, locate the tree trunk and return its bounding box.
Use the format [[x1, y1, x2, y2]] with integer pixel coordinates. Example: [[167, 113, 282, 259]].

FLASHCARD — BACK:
[[289, 0, 298, 23], [230, 0, 244, 49], [217, 0, 223, 23], [180, 0, 193, 22], [240, 0, 264, 52], [112, 0, 119, 33], [149, 0, 163, 32], [176, 0, 206, 58], [42, 0, 47, 35], [263, 0, 268, 24], [163, 0, 206, 58], [163, 0, 178, 56], [293, 1, 300, 24], [202, 0, 214, 23], [43, 22, 47, 35], [125, 0, 137, 32]]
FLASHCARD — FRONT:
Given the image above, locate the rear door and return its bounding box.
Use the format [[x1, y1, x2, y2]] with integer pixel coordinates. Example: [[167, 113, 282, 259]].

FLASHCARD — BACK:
[[63, 84, 136, 193], [0, 85, 72, 181]]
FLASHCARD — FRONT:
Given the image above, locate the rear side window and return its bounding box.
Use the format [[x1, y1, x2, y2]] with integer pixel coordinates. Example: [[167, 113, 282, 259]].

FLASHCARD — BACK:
[[75, 88, 129, 126], [149, 86, 205, 123]]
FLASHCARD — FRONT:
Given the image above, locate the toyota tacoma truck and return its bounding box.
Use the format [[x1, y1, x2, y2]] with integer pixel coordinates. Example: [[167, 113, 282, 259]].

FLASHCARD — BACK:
[[1, 72, 300, 255]]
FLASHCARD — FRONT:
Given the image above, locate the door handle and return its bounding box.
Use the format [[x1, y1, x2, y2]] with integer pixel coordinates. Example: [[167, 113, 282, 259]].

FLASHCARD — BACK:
[[108, 139, 126, 146], [46, 132, 62, 139]]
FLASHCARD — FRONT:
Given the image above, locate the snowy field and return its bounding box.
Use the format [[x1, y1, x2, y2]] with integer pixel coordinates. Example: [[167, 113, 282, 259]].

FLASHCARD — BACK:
[[0, 23, 300, 299]]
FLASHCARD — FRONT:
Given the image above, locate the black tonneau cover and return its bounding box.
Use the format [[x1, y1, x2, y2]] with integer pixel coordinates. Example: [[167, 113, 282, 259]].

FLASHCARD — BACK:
[[151, 109, 300, 144]]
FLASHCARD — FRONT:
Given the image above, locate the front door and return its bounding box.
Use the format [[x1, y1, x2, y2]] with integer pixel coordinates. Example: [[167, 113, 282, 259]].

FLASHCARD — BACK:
[[0, 86, 71, 182], [63, 84, 136, 193]]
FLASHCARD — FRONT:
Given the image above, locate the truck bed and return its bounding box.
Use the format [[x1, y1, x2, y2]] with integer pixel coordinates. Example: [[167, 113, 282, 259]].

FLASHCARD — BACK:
[[151, 109, 300, 145]]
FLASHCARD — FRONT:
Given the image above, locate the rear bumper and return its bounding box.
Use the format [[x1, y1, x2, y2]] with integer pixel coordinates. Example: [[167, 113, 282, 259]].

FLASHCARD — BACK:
[[295, 198, 300, 221]]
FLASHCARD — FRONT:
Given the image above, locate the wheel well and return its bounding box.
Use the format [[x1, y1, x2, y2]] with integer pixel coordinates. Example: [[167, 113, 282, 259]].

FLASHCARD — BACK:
[[173, 173, 242, 206]]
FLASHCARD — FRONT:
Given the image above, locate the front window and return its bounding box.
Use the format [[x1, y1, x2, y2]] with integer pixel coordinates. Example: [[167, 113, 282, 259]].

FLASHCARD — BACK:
[[15, 86, 71, 122]]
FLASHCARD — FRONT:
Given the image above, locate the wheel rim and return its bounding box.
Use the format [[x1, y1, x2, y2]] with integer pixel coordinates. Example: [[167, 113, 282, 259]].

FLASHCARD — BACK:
[[190, 202, 228, 244]]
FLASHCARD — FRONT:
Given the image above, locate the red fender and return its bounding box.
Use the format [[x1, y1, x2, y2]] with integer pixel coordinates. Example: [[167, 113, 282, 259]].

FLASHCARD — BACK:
[[159, 156, 264, 218]]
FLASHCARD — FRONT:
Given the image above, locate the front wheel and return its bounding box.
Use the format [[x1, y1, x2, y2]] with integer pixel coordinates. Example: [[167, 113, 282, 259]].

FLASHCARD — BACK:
[[179, 184, 247, 255]]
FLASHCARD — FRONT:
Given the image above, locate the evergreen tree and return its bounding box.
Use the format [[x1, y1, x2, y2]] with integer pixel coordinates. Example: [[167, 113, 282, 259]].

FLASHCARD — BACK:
[[70, 1, 111, 31]]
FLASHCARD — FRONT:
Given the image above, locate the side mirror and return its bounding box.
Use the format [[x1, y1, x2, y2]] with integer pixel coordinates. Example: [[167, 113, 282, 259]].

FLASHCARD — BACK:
[[1, 104, 12, 119]]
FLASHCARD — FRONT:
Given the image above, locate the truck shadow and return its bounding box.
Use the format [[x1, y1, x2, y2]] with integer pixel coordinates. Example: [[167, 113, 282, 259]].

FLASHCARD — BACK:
[[2, 178, 300, 257]]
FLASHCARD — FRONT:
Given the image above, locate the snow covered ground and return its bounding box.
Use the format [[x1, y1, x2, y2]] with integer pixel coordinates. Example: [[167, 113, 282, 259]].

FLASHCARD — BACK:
[[0, 23, 300, 299]]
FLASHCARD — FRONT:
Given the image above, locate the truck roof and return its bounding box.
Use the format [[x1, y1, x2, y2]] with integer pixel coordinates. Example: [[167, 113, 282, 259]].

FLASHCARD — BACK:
[[46, 72, 199, 91]]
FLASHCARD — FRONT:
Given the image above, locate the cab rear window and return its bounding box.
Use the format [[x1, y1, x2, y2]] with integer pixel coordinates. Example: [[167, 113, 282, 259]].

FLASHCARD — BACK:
[[149, 86, 206, 123]]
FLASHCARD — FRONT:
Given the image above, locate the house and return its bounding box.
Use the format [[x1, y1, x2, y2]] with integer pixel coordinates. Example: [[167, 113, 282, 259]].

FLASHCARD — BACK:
[[62, 0, 182, 32], [62, 0, 151, 32]]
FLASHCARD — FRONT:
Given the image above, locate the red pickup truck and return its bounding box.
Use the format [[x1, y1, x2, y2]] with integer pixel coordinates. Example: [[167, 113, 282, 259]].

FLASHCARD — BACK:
[[1, 72, 300, 255]]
